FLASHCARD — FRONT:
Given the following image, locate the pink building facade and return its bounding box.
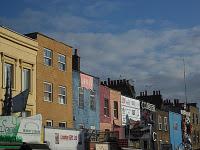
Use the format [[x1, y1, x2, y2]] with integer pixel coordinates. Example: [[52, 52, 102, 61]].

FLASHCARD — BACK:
[[100, 85, 111, 131], [110, 89, 124, 139]]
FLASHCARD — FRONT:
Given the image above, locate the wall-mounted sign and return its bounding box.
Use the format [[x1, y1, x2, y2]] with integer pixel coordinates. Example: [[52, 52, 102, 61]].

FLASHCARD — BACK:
[[121, 96, 140, 125], [17, 114, 42, 143], [44, 128, 83, 150], [0, 115, 42, 143], [141, 102, 155, 112], [80, 73, 93, 90]]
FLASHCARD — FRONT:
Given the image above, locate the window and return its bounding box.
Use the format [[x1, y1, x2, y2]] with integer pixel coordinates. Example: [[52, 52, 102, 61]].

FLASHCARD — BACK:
[[44, 48, 52, 66], [59, 122, 66, 128], [114, 101, 118, 119], [46, 120, 53, 127], [196, 114, 198, 124], [104, 98, 109, 117], [132, 110, 135, 115], [58, 54, 66, 71], [164, 117, 168, 131], [4, 63, 14, 88], [22, 110, 31, 117], [90, 90, 95, 110], [158, 116, 162, 130], [22, 68, 30, 91], [58, 86, 66, 104], [44, 82, 52, 102], [79, 87, 84, 108]]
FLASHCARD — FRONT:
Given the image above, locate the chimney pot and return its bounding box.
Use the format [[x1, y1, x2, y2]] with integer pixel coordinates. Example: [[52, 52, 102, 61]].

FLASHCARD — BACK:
[[145, 90, 147, 96], [108, 78, 110, 85], [153, 91, 155, 95], [117, 80, 120, 84], [114, 80, 116, 85], [120, 80, 123, 84], [111, 80, 113, 85], [104, 81, 107, 85]]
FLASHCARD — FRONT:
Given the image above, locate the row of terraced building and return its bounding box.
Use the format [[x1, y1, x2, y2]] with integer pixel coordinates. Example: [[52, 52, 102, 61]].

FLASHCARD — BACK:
[[1, 26, 200, 150]]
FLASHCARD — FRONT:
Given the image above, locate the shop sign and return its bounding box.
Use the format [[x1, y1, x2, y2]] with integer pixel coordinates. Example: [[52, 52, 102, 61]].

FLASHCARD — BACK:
[[141, 102, 155, 112]]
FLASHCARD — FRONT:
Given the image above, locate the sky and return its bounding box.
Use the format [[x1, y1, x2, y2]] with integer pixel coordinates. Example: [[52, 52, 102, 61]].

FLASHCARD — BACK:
[[1, 0, 200, 105]]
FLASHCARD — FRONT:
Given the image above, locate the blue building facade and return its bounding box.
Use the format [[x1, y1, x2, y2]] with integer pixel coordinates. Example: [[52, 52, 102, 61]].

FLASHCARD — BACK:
[[72, 70, 100, 130], [169, 111, 182, 150]]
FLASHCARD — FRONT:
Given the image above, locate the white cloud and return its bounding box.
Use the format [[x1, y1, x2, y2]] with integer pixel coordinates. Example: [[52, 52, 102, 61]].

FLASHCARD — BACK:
[[59, 27, 200, 105], [1, 7, 200, 105]]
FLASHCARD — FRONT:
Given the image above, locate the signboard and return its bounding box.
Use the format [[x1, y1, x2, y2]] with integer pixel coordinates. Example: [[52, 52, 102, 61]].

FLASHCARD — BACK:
[[96, 143, 109, 150], [169, 112, 182, 150], [121, 96, 140, 125], [44, 127, 83, 150], [80, 73, 93, 90], [0, 116, 20, 136], [17, 114, 42, 143], [0, 115, 42, 143], [141, 101, 155, 112]]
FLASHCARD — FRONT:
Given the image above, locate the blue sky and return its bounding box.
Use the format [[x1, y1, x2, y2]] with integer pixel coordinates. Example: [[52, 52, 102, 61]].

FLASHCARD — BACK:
[[1, 0, 200, 104]]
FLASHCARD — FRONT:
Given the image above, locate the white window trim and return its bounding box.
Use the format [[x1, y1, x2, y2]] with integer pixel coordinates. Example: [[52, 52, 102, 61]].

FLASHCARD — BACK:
[[164, 117, 168, 131], [46, 120, 53, 127], [104, 98, 109, 117], [3, 62, 15, 89], [58, 54, 66, 71], [44, 48, 52, 66], [78, 87, 84, 108], [158, 116, 162, 130], [90, 90, 95, 110], [59, 121, 67, 128], [113, 101, 118, 119], [58, 86, 66, 104], [22, 67, 31, 91], [44, 82, 52, 102]]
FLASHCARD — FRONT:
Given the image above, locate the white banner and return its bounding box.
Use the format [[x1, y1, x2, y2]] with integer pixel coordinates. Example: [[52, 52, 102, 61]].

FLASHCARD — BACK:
[[121, 96, 140, 125], [44, 128, 83, 150]]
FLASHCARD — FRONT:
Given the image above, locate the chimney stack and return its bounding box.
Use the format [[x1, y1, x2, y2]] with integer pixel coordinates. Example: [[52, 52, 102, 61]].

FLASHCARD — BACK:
[[117, 80, 120, 84], [72, 49, 80, 71], [114, 80, 116, 85], [108, 78, 110, 85], [145, 90, 147, 96]]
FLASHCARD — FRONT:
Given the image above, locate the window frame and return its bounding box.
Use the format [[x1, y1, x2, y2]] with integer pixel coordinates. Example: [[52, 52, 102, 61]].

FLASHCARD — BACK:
[[58, 54, 66, 71], [164, 117, 168, 131], [158, 116, 162, 130], [113, 101, 119, 119], [22, 67, 31, 91], [90, 90, 96, 111], [44, 82, 53, 102], [59, 122, 67, 128], [46, 120, 53, 127], [4, 62, 14, 88], [58, 86, 66, 104], [104, 98, 109, 117], [44, 48, 52, 66], [78, 87, 84, 109]]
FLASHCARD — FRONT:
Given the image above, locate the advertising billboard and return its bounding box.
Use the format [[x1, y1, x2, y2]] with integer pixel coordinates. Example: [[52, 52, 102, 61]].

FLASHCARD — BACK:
[[80, 73, 93, 90], [169, 112, 182, 150], [121, 96, 140, 125], [0, 114, 42, 143], [44, 127, 84, 150]]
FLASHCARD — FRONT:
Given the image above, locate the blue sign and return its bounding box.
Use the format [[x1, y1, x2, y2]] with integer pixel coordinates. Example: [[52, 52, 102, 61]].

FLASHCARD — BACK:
[[169, 112, 182, 150]]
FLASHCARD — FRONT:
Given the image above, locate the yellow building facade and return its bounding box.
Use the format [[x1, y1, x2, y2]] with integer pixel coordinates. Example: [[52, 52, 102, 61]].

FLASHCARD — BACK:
[[26, 32, 73, 128], [0, 26, 38, 116]]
